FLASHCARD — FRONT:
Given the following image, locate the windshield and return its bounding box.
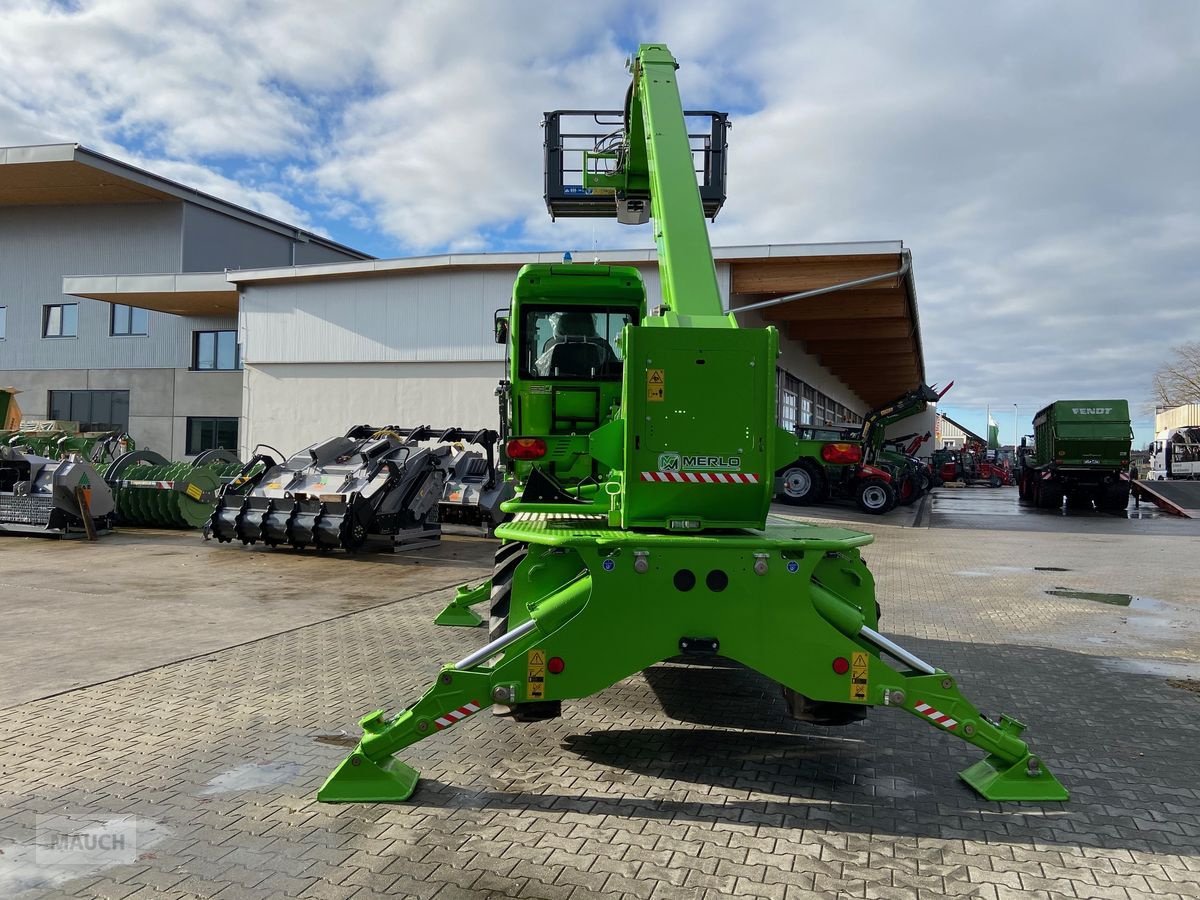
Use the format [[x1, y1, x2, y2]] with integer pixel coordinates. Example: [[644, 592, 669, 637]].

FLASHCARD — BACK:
[[520, 306, 636, 380]]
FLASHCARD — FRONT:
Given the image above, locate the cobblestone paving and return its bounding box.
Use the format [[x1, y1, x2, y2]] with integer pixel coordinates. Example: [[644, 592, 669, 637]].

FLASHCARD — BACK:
[[1, 517, 1197, 899]]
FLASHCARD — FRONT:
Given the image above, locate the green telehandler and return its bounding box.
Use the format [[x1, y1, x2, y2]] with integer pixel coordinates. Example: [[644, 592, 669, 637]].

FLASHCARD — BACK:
[[319, 44, 1067, 805]]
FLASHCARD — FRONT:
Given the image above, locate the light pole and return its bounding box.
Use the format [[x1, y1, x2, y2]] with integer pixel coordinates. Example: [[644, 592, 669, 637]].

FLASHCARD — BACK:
[[1013, 403, 1018, 449]]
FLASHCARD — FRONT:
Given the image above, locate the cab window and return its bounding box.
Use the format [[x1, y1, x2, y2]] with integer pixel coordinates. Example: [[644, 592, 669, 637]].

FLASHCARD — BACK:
[[520, 306, 636, 380]]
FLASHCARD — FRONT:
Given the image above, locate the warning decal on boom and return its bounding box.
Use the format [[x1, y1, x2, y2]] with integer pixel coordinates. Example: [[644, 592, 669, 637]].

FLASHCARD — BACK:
[[527, 649, 546, 699], [850, 651, 869, 701]]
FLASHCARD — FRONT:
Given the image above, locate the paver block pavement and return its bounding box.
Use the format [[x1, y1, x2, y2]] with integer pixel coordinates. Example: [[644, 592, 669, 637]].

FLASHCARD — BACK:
[[0, 521, 1198, 899]]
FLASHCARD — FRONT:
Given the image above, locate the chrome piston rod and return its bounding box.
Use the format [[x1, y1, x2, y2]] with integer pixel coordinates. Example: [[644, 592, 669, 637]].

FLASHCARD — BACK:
[[454, 618, 538, 670], [859, 625, 937, 675]]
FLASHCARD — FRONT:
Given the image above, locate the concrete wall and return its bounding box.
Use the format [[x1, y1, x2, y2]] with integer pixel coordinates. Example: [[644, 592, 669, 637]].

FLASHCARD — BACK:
[[3, 366, 239, 458], [1156, 404, 1200, 433], [883, 406, 937, 458], [242, 361, 503, 457]]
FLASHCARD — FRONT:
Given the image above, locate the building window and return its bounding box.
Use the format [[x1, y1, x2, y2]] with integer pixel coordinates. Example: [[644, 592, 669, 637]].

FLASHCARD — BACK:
[[780, 389, 798, 432], [43, 303, 78, 338], [186, 417, 238, 454], [111, 304, 149, 336], [777, 368, 804, 431], [800, 396, 813, 426], [193, 330, 240, 370], [0, 306, 6, 339], [47, 390, 129, 430]]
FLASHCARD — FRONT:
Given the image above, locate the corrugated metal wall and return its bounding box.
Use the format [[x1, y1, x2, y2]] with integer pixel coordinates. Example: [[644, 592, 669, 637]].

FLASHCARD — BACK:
[[239, 262, 724, 365], [0, 204, 236, 370], [181, 205, 291, 271]]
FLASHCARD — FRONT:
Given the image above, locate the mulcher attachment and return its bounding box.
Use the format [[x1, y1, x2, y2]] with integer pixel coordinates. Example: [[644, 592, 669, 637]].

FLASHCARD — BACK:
[[0, 446, 116, 537], [320, 515, 1068, 805], [209, 426, 506, 552]]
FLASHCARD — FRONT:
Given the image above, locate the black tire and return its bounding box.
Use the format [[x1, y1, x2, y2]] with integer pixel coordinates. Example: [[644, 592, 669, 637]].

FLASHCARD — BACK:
[[989, 475, 1001, 488], [1036, 479, 1062, 510], [781, 686, 867, 726], [778, 460, 825, 506], [488, 541, 562, 722], [488, 541, 528, 643], [916, 469, 932, 495], [855, 477, 896, 515], [1100, 483, 1130, 512]]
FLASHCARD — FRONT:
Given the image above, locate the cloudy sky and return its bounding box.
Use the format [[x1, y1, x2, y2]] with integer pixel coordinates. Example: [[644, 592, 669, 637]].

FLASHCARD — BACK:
[[2, 0, 1197, 444]]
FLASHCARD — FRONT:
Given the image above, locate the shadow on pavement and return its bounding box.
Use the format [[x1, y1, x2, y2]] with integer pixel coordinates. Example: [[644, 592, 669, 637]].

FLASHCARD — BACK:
[[413, 636, 1200, 855]]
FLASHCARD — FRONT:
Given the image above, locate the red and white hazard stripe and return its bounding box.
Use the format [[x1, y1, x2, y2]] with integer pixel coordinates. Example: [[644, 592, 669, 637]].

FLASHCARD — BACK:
[[640, 471, 760, 484], [914, 700, 958, 730], [434, 700, 482, 731]]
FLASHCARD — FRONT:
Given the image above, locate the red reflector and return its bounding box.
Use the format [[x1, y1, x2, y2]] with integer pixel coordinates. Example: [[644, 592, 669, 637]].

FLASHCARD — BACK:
[[832, 657, 850, 675], [821, 443, 863, 465], [506, 438, 547, 460], [547, 656, 565, 675]]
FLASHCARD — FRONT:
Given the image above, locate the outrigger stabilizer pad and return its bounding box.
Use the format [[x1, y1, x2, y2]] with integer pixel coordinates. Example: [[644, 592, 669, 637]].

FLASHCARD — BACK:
[[318, 710, 420, 803], [958, 714, 1068, 801], [433, 581, 490, 628]]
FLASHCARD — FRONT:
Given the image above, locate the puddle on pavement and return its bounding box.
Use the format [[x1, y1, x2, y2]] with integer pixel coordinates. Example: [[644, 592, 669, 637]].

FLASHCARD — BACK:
[[1103, 657, 1200, 679], [314, 732, 358, 748], [1044, 588, 1166, 610], [1045, 588, 1134, 606], [199, 761, 305, 795], [0, 816, 170, 895]]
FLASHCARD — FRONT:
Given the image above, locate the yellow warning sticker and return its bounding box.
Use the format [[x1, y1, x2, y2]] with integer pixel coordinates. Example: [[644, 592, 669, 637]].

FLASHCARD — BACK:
[[850, 651, 869, 701], [185, 483, 204, 501], [646, 368, 665, 402], [527, 649, 546, 700]]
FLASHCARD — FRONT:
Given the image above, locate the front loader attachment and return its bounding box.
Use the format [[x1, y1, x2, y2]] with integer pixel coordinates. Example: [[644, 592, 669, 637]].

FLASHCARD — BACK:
[[320, 516, 1067, 804]]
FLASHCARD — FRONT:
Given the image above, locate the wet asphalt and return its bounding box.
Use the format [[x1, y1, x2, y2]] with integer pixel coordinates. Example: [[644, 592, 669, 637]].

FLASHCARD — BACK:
[[927, 484, 1200, 536]]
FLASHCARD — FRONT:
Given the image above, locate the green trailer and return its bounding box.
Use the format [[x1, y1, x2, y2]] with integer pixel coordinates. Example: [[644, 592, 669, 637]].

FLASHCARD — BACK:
[[1018, 400, 1133, 511]]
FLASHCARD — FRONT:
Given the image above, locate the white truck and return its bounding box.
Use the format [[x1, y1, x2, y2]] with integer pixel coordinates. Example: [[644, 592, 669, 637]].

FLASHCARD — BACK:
[[1148, 426, 1200, 480]]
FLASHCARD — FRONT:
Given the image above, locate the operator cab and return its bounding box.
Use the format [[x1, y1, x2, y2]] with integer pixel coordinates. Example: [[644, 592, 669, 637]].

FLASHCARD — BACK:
[[523, 307, 633, 380]]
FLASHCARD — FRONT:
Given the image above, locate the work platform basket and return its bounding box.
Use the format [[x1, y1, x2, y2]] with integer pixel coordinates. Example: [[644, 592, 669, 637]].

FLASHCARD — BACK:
[[543, 110, 729, 221]]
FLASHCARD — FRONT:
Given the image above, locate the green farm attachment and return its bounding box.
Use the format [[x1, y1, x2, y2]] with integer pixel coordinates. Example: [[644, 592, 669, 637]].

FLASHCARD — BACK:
[[106, 449, 242, 528], [321, 43, 1068, 808]]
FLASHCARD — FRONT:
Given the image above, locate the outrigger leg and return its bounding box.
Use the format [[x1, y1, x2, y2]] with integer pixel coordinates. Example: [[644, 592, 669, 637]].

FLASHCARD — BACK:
[[433, 579, 491, 627], [319, 539, 1067, 804]]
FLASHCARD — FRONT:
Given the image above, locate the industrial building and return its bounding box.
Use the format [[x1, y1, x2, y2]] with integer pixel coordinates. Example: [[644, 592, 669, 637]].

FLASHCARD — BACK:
[[65, 242, 928, 458], [0, 143, 369, 457]]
